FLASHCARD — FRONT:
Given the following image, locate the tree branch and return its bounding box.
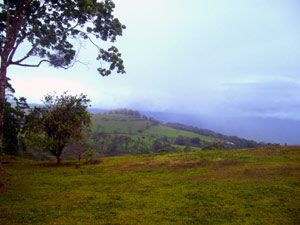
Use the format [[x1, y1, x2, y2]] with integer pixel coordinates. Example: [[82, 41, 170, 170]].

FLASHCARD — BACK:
[[10, 59, 50, 68], [7, 33, 28, 64], [3, 0, 29, 65], [11, 39, 42, 65], [10, 59, 72, 70], [87, 35, 101, 51], [7, 1, 31, 64], [12, 22, 80, 66]]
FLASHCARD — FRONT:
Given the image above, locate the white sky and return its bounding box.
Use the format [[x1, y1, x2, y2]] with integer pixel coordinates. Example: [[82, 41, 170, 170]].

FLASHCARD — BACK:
[[8, 0, 300, 120]]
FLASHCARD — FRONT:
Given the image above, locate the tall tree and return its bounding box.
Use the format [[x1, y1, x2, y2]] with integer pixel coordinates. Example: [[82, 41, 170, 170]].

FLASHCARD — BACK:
[[25, 92, 91, 164], [0, 0, 125, 148]]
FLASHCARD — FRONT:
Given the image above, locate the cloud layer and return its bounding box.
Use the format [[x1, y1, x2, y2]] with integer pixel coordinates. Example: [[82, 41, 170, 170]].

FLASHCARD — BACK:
[[9, 0, 300, 122]]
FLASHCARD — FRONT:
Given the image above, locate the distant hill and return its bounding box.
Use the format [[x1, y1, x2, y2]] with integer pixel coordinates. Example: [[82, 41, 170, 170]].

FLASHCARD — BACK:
[[63, 109, 271, 157], [80, 110, 214, 156], [91, 112, 216, 141], [138, 110, 298, 145], [165, 122, 267, 149]]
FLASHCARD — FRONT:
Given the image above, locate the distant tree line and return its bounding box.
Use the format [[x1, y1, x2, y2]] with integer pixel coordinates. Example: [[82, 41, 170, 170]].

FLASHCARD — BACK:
[[174, 135, 209, 148], [101, 109, 160, 126], [166, 123, 274, 149], [105, 109, 142, 118], [82, 131, 176, 156]]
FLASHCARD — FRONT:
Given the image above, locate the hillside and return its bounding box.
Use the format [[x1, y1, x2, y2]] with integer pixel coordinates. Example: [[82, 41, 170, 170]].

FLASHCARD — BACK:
[[72, 110, 269, 157], [166, 122, 269, 148], [1, 146, 300, 224], [83, 111, 217, 156], [91, 113, 216, 141]]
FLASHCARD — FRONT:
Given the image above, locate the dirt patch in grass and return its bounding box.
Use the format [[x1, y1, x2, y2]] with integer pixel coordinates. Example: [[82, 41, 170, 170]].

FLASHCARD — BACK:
[[243, 167, 300, 179], [191, 166, 300, 182], [118, 161, 146, 171], [119, 158, 244, 171], [36, 163, 75, 168], [252, 146, 300, 156], [169, 160, 243, 170], [167, 159, 212, 169], [251, 147, 279, 156], [214, 161, 244, 168], [118, 158, 212, 171]]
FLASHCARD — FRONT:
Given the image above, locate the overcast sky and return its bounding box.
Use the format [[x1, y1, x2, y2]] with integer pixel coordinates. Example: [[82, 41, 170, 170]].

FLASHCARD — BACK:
[[9, 0, 300, 120]]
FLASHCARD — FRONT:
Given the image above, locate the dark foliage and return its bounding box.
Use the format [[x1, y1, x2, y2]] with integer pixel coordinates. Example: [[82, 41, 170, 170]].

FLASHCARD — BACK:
[[2, 81, 29, 155]]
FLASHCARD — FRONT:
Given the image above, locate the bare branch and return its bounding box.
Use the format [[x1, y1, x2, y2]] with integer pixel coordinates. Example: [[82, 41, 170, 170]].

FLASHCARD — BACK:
[[87, 35, 101, 51], [11, 59, 73, 70], [10, 59, 50, 68], [74, 40, 90, 67], [86, 35, 106, 68]]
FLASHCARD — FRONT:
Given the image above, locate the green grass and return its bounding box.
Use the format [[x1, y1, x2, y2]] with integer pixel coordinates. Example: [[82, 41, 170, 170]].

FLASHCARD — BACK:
[[91, 114, 217, 142], [143, 125, 217, 141], [91, 114, 150, 134], [1, 146, 300, 224]]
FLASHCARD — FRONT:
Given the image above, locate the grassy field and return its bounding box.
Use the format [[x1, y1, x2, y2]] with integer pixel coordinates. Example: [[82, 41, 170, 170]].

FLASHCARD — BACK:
[[91, 114, 217, 142], [91, 114, 150, 134], [1, 146, 300, 224], [143, 125, 216, 142]]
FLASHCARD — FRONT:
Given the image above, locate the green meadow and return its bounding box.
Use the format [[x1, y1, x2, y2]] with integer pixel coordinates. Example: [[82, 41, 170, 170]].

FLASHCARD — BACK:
[[91, 113, 216, 142], [143, 125, 216, 142], [1, 146, 300, 224]]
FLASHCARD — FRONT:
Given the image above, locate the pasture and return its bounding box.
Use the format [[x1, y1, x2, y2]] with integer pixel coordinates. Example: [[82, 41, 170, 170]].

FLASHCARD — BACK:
[[1, 146, 300, 224]]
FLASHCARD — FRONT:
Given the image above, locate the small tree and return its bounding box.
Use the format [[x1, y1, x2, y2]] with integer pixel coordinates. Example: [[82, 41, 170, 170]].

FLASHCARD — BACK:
[[174, 135, 187, 146], [67, 132, 93, 163], [26, 92, 91, 164], [85, 148, 97, 164], [184, 144, 191, 152], [190, 137, 200, 146]]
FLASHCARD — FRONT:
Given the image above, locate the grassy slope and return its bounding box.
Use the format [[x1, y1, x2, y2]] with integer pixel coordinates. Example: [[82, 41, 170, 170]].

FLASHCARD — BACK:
[[1, 146, 300, 224], [144, 125, 215, 141], [91, 114, 217, 142], [91, 114, 149, 134]]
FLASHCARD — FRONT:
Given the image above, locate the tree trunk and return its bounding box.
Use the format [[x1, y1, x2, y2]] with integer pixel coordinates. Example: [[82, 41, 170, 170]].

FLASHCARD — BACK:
[[55, 145, 65, 165], [0, 60, 8, 150], [56, 155, 61, 165]]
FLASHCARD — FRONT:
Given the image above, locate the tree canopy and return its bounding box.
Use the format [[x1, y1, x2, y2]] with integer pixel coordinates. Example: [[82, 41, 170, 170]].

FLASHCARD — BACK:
[[0, 0, 125, 73]]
